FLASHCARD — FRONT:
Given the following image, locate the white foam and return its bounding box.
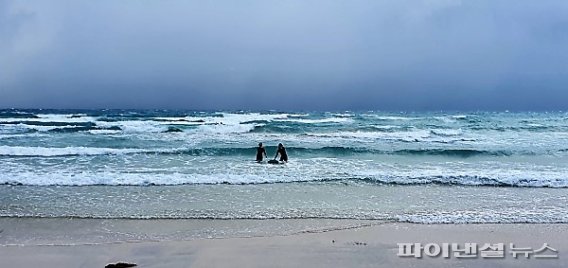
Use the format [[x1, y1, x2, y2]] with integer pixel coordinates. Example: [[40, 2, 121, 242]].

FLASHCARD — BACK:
[[87, 129, 122, 135], [179, 113, 291, 134], [0, 170, 328, 186], [193, 123, 260, 134], [370, 125, 399, 130], [96, 120, 165, 133], [306, 129, 431, 141], [0, 114, 99, 133], [5, 113, 290, 134], [430, 129, 463, 137], [0, 114, 97, 123], [330, 113, 355, 118], [398, 209, 568, 224], [363, 114, 419, 121], [153, 117, 195, 121], [3, 154, 567, 188], [357, 166, 568, 188], [286, 113, 311, 118], [4, 168, 567, 187], [182, 113, 357, 126], [282, 118, 352, 124], [0, 146, 147, 156], [451, 115, 468, 119], [14, 123, 83, 132], [0, 124, 39, 133], [527, 123, 544, 127]]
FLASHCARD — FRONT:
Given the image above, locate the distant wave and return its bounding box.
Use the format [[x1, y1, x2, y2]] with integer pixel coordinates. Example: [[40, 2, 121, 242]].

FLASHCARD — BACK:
[[249, 124, 305, 133], [363, 115, 420, 121], [2, 111, 565, 136], [49, 126, 123, 133], [0, 145, 525, 157], [0, 111, 39, 119], [282, 117, 352, 124], [250, 124, 415, 133], [0, 121, 96, 127], [0, 121, 124, 133]]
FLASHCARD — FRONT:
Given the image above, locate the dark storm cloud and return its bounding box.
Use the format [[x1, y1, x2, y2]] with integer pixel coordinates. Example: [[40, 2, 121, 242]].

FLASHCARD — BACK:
[[1, 0, 567, 110]]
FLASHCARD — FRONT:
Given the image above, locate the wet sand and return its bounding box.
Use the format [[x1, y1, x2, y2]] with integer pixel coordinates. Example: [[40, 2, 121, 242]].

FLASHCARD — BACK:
[[0, 218, 566, 268]]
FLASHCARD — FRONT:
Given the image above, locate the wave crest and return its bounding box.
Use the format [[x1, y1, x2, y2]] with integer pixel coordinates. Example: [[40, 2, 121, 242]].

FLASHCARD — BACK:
[[0, 145, 522, 158], [2, 174, 567, 188]]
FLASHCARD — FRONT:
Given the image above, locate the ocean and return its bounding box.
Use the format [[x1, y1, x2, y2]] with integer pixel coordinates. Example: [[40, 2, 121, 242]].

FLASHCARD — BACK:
[[1, 109, 567, 224]]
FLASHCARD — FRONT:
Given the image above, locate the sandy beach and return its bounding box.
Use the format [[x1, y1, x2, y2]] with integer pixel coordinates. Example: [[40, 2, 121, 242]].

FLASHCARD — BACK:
[[1, 218, 566, 268]]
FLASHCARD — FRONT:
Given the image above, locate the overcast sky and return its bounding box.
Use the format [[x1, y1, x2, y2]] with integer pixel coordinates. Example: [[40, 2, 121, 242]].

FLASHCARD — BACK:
[[1, 0, 567, 110]]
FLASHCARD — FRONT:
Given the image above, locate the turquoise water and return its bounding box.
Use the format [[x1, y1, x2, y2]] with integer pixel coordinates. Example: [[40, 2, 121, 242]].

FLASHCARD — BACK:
[[1, 109, 567, 223]]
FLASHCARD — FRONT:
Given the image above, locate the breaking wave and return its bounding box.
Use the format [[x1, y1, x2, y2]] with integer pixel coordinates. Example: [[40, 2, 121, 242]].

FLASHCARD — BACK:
[[0, 145, 525, 158], [1, 173, 567, 188]]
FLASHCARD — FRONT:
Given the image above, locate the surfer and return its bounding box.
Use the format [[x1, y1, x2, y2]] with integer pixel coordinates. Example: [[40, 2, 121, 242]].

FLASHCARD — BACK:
[[256, 142, 267, 162], [274, 143, 288, 162]]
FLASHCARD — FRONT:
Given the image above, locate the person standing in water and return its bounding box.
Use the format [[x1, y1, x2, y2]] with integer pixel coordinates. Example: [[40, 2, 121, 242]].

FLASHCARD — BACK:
[[274, 143, 288, 162], [256, 142, 267, 162]]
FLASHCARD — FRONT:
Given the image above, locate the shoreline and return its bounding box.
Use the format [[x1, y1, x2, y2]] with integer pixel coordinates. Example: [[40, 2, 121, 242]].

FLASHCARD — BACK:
[[1, 218, 567, 267]]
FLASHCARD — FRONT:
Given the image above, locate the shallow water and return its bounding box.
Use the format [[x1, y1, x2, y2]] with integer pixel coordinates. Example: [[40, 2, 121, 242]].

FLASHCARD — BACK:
[[1, 183, 567, 224]]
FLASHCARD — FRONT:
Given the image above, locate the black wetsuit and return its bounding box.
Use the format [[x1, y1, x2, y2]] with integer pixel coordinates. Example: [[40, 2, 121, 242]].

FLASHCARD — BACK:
[[256, 147, 266, 162], [277, 147, 288, 162]]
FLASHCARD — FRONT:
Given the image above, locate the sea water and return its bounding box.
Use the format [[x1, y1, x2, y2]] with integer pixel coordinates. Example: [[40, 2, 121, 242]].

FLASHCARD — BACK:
[[1, 109, 567, 223]]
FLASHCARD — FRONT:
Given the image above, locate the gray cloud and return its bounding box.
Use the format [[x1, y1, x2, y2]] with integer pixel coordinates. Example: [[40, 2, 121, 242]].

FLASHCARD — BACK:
[[1, 0, 568, 110]]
